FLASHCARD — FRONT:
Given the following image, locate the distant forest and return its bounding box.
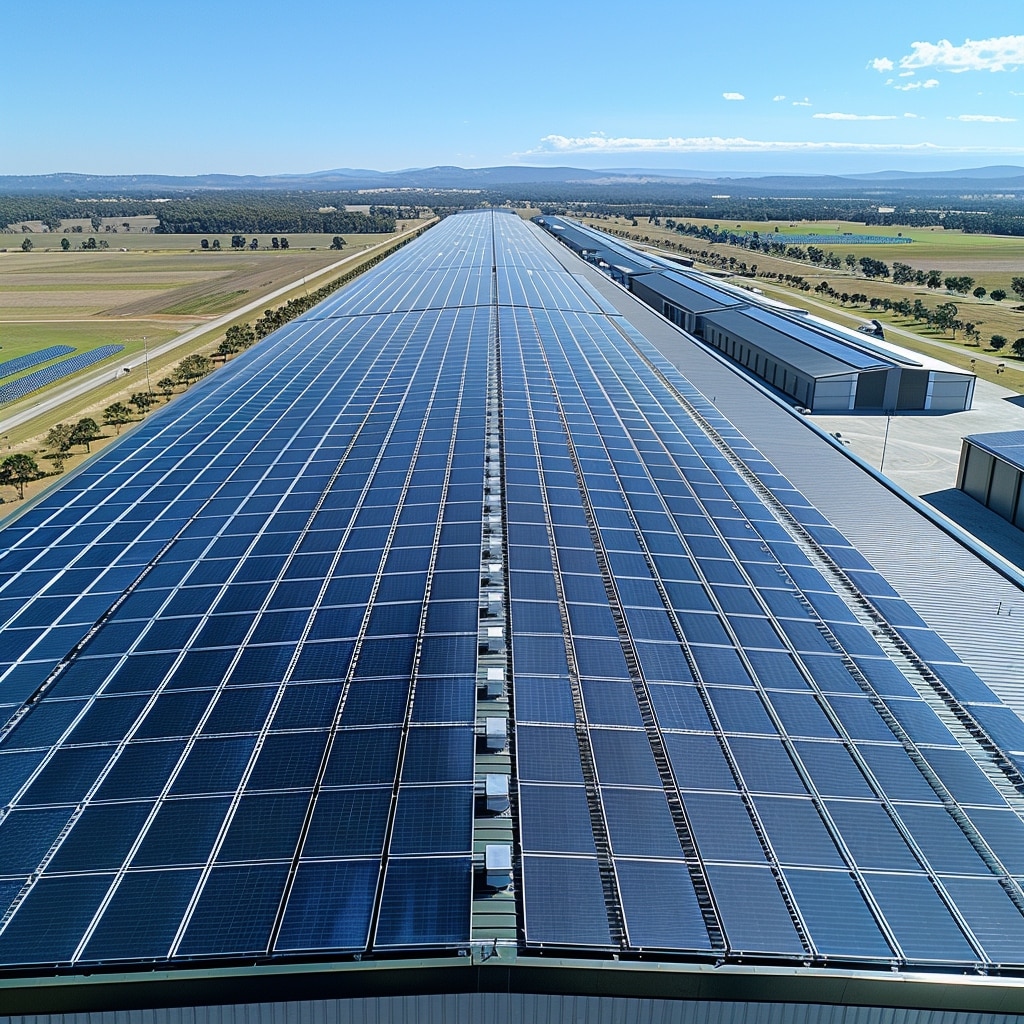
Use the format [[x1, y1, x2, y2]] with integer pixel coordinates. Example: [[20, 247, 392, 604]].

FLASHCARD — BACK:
[[4, 183, 1024, 237], [543, 195, 1024, 237], [0, 192, 408, 234]]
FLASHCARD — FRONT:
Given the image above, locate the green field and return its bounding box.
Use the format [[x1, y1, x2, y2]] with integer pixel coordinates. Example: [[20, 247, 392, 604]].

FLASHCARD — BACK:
[[617, 216, 1024, 291]]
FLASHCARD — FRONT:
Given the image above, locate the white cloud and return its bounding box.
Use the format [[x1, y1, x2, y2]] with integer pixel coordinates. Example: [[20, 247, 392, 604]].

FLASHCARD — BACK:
[[723, 92, 745, 101], [898, 35, 1024, 73], [904, 113, 921, 119], [894, 78, 940, 91], [792, 97, 812, 107], [813, 112, 900, 120], [898, 71, 915, 77], [773, 95, 786, 102], [949, 113, 1017, 122], [528, 134, 1024, 156], [870, 57, 894, 72]]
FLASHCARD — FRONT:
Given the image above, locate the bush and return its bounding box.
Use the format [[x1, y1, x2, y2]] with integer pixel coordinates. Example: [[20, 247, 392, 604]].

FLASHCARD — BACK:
[[991, 335, 1008, 350]]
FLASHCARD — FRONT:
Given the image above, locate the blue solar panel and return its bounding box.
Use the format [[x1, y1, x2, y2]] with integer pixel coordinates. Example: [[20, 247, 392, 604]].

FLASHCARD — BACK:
[[0, 208, 1020, 974]]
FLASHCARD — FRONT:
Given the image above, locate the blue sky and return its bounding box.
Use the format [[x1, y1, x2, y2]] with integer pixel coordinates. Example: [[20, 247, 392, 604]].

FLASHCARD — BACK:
[[3, 0, 1022, 177]]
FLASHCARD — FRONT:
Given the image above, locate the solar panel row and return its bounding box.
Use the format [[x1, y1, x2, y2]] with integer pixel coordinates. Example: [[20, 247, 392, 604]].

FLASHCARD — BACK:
[[0, 211, 1022, 972]]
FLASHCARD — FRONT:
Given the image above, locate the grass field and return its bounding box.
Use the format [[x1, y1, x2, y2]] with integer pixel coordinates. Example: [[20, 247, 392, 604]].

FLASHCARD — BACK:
[[592, 215, 1024, 291], [1, 227, 423, 254]]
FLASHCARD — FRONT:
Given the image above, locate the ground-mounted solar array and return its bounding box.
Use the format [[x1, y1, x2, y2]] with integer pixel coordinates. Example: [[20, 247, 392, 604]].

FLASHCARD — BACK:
[[0, 346, 76, 382], [0, 345, 125, 404], [2, 211, 1024, 980]]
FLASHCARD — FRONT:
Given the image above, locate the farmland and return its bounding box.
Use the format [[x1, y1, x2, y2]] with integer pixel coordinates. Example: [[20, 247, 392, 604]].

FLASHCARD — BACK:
[[0, 219, 434, 508]]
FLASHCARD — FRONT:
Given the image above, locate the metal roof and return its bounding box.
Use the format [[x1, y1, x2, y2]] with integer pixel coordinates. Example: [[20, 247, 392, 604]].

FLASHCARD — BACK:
[[3, 212, 1024, 1002], [542, 239, 1024, 711], [702, 307, 891, 378], [633, 271, 747, 313]]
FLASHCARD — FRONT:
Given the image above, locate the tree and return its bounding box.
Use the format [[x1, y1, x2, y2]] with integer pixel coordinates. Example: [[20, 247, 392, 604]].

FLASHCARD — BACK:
[[44, 423, 75, 458], [249, 237, 258, 250], [231, 234, 245, 249], [926, 269, 943, 289], [1012, 277, 1024, 303], [280, 237, 288, 249], [103, 402, 132, 434], [933, 302, 959, 335], [157, 376, 176, 399], [130, 391, 154, 416], [201, 238, 209, 249], [0, 454, 41, 500], [212, 239, 221, 250], [70, 417, 100, 451], [991, 289, 1007, 302], [991, 335, 1008, 350], [330, 236, 346, 250], [973, 286, 987, 299], [271, 237, 279, 249], [174, 354, 213, 385], [21, 237, 32, 251], [60, 237, 70, 251], [892, 262, 915, 285], [1014, 338, 1024, 359]]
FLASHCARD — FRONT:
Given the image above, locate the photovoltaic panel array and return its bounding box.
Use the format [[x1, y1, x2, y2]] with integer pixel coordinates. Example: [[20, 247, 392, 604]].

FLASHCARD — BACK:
[[1, 211, 1024, 974]]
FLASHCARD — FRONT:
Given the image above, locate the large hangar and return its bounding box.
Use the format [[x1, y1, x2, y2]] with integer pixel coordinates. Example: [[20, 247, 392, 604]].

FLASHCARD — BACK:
[[0, 211, 1023, 1021], [538, 217, 975, 413]]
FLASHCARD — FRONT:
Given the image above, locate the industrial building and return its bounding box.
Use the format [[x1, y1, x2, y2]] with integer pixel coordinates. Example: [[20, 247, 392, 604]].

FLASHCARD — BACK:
[[1, 210, 1024, 1022], [958, 431, 1024, 529], [537, 217, 975, 413]]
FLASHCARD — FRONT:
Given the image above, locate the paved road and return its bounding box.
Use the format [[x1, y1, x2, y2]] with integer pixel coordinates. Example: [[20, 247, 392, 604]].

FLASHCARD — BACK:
[[0, 226, 426, 436]]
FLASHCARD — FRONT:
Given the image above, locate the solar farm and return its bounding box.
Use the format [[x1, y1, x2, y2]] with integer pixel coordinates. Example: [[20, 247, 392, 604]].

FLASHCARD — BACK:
[[1, 210, 1024, 1014]]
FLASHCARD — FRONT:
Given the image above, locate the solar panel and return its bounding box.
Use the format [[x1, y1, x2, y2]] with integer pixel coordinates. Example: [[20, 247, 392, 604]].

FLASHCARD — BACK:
[[0, 209, 1022, 976]]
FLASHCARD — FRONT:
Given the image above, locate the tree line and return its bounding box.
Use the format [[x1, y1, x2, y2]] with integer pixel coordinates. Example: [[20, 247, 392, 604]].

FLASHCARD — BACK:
[[1, 192, 403, 234]]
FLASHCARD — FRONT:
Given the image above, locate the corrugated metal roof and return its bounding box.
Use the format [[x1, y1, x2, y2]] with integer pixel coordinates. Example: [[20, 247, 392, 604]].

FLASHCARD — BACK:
[[633, 271, 747, 313], [707, 307, 895, 375], [6, 994, 1024, 1024]]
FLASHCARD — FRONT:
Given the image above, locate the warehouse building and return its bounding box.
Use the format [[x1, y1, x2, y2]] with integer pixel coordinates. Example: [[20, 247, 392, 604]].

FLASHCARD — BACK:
[[0, 211, 1023, 1021], [958, 430, 1024, 529], [537, 218, 975, 413], [701, 306, 976, 412]]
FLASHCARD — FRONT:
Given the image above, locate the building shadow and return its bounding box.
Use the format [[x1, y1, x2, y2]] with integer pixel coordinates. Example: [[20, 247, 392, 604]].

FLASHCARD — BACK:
[[921, 488, 1024, 571]]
